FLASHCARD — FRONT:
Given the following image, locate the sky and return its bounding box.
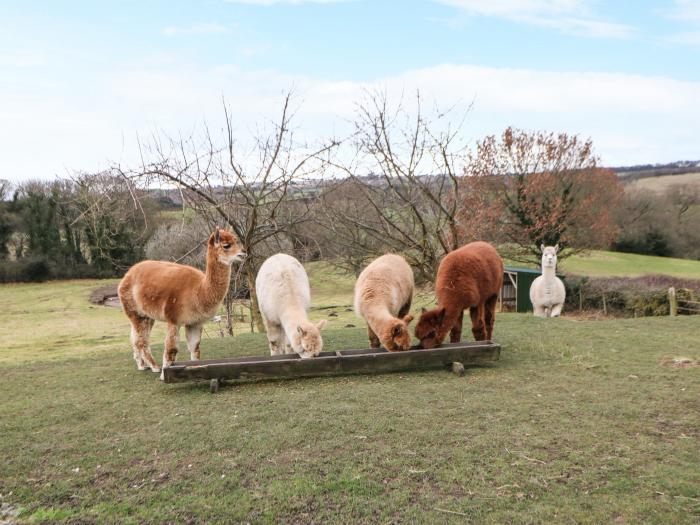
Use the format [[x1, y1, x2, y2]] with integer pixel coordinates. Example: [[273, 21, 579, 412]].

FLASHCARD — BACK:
[[1, 0, 699, 182]]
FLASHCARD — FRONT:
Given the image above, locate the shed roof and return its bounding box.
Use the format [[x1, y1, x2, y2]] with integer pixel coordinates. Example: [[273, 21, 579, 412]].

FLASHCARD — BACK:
[[504, 266, 541, 275]]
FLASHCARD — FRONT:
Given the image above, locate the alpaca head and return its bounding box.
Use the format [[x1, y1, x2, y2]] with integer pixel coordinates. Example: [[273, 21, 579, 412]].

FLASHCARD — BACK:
[[540, 244, 559, 269], [380, 314, 414, 351], [209, 228, 246, 266], [414, 307, 446, 349], [296, 320, 327, 358]]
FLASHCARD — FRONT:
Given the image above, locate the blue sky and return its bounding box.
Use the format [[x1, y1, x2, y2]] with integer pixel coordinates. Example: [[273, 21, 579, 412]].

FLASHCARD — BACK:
[[1, 0, 699, 181]]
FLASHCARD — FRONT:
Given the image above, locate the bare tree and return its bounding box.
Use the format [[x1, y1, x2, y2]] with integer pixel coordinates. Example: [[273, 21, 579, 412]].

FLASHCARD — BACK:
[[319, 90, 470, 282], [116, 94, 336, 331]]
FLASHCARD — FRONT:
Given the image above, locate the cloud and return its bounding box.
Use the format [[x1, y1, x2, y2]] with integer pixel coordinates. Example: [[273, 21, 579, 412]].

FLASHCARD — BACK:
[[162, 23, 233, 36], [435, 0, 634, 38], [664, 1, 700, 46], [667, 0, 700, 22], [2, 61, 699, 182]]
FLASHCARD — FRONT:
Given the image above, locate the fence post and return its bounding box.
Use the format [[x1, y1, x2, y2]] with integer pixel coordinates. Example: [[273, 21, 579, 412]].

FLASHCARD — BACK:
[[669, 287, 677, 317]]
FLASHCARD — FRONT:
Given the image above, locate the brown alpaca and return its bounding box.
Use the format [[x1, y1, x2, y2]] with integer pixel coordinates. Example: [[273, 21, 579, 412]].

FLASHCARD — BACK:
[[415, 242, 503, 349], [118, 228, 245, 378], [354, 254, 415, 351]]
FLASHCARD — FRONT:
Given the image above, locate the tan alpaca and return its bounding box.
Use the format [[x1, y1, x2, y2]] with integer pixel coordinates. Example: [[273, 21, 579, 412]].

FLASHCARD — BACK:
[[354, 254, 415, 351], [118, 228, 245, 378]]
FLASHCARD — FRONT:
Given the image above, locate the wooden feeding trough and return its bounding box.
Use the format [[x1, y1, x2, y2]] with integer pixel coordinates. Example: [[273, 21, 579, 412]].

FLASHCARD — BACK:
[[162, 340, 501, 392]]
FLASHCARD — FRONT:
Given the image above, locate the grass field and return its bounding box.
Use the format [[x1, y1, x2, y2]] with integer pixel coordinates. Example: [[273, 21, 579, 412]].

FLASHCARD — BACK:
[[559, 250, 700, 279], [1, 271, 699, 524], [624, 172, 700, 193]]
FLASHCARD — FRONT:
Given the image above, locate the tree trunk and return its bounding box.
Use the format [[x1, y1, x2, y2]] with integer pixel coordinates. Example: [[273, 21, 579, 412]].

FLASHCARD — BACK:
[[246, 267, 265, 333]]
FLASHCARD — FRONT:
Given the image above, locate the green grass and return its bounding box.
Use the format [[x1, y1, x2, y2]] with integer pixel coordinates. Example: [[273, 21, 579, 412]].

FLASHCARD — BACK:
[[1, 278, 699, 524], [561, 251, 700, 279]]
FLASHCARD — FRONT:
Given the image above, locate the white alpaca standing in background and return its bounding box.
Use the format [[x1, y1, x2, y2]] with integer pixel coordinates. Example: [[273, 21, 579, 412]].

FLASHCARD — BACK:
[[256, 253, 326, 358], [529, 244, 566, 317]]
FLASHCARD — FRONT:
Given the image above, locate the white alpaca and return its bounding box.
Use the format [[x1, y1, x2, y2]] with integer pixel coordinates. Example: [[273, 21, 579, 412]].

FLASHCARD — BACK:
[[255, 253, 326, 358], [529, 244, 566, 317]]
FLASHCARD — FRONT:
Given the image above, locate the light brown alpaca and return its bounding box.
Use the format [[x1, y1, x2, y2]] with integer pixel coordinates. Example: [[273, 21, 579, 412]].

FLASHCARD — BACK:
[[118, 228, 245, 378], [354, 254, 415, 351]]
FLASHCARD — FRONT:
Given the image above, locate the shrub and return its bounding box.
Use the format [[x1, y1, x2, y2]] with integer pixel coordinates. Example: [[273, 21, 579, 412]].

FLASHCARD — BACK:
[[564, 274, 700, 317]]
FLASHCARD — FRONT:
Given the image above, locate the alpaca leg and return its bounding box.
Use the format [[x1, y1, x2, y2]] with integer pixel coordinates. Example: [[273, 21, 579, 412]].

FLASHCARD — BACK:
[[532, 304, 547, 318], [550, 303, 563, 317], [449, 310, 464, 343], [484, 294, 498, 340], [130, 322, 146, 370], [266, 322, 284, 355], [367, 325, 381, 348], [469, 305, 486, 341], [185, 323, 203, 360], [132, 317, 159, 373], [162, 323, 180, 368], [398, 297, 412, 318]]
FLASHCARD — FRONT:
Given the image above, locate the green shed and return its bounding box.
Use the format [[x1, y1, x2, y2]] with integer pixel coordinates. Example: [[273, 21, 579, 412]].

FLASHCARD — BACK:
[[500, 266, 541, 313]]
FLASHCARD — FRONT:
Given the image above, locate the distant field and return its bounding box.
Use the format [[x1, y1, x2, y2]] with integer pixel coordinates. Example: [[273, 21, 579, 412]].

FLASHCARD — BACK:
[[624, 172, 700, 193], [507, 250, 700, 279]]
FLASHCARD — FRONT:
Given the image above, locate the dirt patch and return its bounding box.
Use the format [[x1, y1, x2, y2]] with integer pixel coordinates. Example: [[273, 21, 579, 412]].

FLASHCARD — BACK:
[[660, 356, 698, 368], [89, 285, 121, 308]]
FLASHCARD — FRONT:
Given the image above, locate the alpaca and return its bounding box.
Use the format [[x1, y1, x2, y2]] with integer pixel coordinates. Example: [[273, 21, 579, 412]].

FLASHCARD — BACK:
[[354, 254, 415, 351], [118, 228, 245, 378], [529, 244, 566, 317], [255, 253, 327, 358], [415, 242, 503, 349]]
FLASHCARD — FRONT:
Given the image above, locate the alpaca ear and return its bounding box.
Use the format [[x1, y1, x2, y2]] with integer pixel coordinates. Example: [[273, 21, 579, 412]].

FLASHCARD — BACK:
[[421, 307, 427, 314], [214, 227, 221, 244], [403, 314, 414, 324], [435, 307, 446, 324], [297, 325, 306, 336], [540, 243, 545, 253], [316, 319, 327, 330], [554, 244, 560, 253]]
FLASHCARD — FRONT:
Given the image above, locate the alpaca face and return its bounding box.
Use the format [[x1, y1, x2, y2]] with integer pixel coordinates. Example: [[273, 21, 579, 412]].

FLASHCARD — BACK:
[[415, 307, 445, 349], [540, 244, 559, 269], [380, 315, 414, 351], [209, 228, 246, 265], [297, 320, 327, 358]]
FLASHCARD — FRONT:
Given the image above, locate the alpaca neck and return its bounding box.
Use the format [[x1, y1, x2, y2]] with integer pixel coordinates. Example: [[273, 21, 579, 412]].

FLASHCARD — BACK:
[[541, 265, 556, 281], [280, 302, 309, 335], [364, 303, 395, 333], [200, 249, 232, 310], [435, 304, 463, 344]]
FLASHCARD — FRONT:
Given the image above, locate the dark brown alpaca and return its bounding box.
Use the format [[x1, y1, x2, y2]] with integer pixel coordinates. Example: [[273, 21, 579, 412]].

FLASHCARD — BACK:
[[415, 242, 503, 348]]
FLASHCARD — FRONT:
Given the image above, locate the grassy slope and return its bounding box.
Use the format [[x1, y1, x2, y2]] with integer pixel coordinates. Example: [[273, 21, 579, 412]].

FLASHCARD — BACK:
[[507, 250, 700, 279], [1, 276, 699, 524]]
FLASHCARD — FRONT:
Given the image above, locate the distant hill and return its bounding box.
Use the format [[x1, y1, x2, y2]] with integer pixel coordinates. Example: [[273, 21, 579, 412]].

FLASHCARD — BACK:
[[611, 160, 700, 181]]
